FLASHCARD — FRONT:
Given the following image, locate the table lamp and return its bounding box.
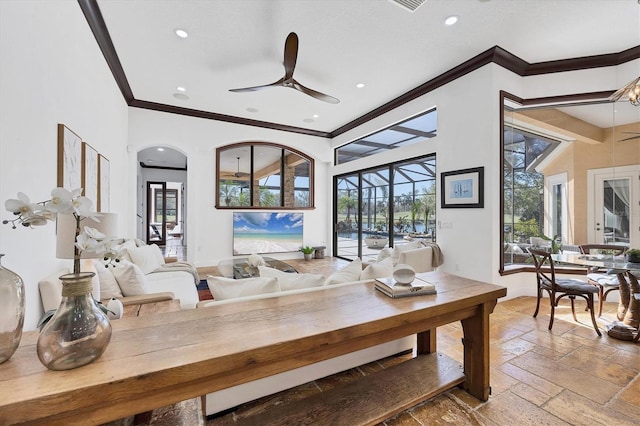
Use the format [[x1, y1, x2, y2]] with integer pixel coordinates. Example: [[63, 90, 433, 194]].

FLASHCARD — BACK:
[[56, 212, 118, 299]]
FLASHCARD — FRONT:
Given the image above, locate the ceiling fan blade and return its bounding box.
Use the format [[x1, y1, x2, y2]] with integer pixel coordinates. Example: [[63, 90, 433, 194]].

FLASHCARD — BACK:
[[609, 76, 640, 101], [292, 79, 340, 104], [283, 32, 298, 81], [229, 78, 285, 93]]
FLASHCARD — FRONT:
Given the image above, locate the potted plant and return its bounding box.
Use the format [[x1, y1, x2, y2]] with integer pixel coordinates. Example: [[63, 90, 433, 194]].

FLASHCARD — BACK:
[[626, 248, 640, 263], [300, 246, 315, 261]]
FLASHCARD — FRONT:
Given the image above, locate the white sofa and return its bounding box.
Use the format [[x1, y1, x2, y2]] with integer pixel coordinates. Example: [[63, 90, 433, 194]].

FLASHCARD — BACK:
[[197, 259, 415, 417], [368, 240, 441, 273], [39, 240, 199, 313]]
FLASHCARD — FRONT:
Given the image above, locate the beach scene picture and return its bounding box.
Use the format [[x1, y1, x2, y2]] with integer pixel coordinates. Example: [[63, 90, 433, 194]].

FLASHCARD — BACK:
[[233, 212, 304, 255]]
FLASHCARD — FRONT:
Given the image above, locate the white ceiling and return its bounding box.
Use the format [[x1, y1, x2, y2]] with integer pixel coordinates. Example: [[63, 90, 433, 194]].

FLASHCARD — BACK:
[[97, 0, 640, 137]]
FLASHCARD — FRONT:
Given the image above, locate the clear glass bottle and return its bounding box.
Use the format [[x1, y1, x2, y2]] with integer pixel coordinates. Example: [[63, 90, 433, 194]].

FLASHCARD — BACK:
[[37, 272, 112, 370], [0, 254, 25, 364]]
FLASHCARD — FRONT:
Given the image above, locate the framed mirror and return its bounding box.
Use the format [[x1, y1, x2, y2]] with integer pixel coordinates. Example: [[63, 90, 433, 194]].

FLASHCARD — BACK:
[[216, 142, 314, 209]]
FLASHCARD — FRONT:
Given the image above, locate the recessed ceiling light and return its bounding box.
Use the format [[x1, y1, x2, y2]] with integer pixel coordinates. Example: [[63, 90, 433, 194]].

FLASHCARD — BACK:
[[312, 114, 319, 118], [177, 86, 186, 92], [175, 29, 188, 38], [173, 93, 189, 100], [303, 118, 315, 123], [356, 83, 365, 88], [246, 107, 259, 113], [444, 15, 459, 26], [157, 148, 164, 151]]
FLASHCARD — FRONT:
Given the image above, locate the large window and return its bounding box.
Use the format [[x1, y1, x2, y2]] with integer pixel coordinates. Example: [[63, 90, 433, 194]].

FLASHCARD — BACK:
[[216, 142, 313, 209], [334, 155, 436, 262], [335, 108, 437, 165], [500, 90, 639, 273]]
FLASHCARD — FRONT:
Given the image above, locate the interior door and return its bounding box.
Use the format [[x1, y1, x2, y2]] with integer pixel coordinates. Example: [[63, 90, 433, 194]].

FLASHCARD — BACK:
[[588, 165, 640, 246], [147, 181, 167, 245]]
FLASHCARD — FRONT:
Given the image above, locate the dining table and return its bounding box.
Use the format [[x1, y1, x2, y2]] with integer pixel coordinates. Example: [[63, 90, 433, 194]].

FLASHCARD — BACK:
[[552, 253, 640, 336]]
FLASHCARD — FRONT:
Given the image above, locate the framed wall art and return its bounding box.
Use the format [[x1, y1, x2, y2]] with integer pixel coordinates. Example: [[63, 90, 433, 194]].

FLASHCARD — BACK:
[[82, 142, 99, 207], [57, 124, 82, 190], [441, 166, 484, 208], [98, 154, 110, 212]]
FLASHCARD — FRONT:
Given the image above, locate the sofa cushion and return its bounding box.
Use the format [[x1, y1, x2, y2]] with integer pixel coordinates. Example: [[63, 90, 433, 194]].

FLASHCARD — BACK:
[[258, 266, 325, 291], [111, 260, 150, 296], [391, 241, 423, 263], [324, 258, 362, 285], [207, 276, 280, 301], [376, 248, 392, 263], [360, 257, 393, 280], [92, 259, 123, 299], [116, 239, 137, 263], [128, 244, 164, 274]]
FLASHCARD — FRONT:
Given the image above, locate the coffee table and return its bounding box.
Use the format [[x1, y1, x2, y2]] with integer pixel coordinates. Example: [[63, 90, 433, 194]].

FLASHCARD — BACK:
[[0, 271, 506, 424], [217, 256, 297, 278]]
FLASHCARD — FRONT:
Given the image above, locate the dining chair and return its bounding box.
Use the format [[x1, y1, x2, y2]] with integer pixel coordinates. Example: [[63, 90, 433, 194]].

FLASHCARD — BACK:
[[528, 248, 601, 336], [578, 244, 628, 317]]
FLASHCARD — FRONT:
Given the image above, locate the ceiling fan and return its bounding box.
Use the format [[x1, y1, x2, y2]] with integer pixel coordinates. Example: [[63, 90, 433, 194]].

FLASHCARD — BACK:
[[229, 32, 340, 104], [618, 131, 640, 142], [221, 157, 250, 178]]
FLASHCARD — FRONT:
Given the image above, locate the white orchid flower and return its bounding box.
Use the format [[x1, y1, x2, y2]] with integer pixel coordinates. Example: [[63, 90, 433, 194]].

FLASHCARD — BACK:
[[71, 196, 94, 217], [75, 232, 103, 253], [22, 215, 50, 227], [45, 187, 73, 213], [5, 192, 38, 216], [82, 226, 106, 240]]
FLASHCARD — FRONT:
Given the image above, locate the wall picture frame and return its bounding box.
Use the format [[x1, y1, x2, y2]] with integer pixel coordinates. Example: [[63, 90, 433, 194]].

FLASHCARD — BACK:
[[82, 142, 99, 207], [441, 166, 484, 208], [98, 154, 110, 212], [57, 124, 82, 190]]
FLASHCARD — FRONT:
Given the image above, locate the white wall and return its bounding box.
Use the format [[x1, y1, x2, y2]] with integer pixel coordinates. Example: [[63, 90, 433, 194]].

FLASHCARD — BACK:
[[0, 1, 129, 330], [126, 108, 333, 267]]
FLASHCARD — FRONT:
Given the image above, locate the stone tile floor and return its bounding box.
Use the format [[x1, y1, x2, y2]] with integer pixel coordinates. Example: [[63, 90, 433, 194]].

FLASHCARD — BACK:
[[203, 296, 639, 426]]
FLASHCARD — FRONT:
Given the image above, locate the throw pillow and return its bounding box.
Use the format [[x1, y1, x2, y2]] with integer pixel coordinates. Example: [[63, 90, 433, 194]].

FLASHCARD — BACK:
[[128, 244, 164, 274], [110, 260, 149, 296], [360, 257, 394, 280], [258, 266, 325, 291], [92, 259, 123, 299], [376, 248, 392, 263], [116, 239, 138, 263], [391, 241, 423, 263], [207, 276, 280, 301], [324, 258, 362, 285]]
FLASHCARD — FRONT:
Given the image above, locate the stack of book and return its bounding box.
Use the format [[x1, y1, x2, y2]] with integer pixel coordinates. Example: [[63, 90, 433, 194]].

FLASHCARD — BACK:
[[374, 277, 437, 298]]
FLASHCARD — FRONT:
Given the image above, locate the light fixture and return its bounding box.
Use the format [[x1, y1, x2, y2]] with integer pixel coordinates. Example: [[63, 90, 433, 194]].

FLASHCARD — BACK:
[[356, 83, 365, 88], [312, 114, 319, 118], [175, 29, 188, 38], [177, 86, 186, 92], [444, 15, 459, 26], [609, 76, 640, 106], [157, 147, 164, 151]]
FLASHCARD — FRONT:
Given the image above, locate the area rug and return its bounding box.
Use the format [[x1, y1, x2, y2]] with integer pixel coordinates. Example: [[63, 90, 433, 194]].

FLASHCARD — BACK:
[[197, 279, 213, 301]]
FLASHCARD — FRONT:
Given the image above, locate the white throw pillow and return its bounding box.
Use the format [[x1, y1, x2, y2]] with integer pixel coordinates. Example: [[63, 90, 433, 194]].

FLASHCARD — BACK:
[[258, 266, 325, 291], [391, 241, 423, 263], [128, 244, 164, 274], [324, 258, 362, 285], [376, 248, 392, 263], [116, 239, 137, 263], [207, 276, 280, 301], [92, 259, 123, 299], [360, 257, 394, 280], [111, 260, 149, 296]]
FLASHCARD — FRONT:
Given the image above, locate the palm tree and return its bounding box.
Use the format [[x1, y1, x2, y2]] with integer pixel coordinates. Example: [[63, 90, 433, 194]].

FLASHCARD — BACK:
[[338, 193, 357, 223]]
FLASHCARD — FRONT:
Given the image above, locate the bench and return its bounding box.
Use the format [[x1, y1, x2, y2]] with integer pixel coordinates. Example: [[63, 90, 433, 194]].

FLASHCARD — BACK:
[[234, 353, 465, 426]]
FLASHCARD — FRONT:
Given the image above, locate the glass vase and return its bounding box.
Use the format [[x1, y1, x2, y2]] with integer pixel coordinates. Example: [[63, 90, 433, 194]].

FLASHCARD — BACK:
[[0, 254, 25, 364], [37, 272, 112, 371]]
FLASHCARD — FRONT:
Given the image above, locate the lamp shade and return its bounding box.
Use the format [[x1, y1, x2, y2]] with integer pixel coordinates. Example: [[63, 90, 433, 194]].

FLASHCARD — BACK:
[[56, 213, 118, 260]]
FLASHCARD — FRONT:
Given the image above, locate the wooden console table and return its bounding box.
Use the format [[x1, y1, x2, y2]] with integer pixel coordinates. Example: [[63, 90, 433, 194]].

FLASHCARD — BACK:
[[0, 271, 506, 425]]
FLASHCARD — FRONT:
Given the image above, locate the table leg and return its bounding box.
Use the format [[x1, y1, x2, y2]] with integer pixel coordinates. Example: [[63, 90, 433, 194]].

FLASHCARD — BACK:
[[460, 301, 494, 401], [617, 272, 630, 321], [416, 329, 436, 354], [623, 272, 639, 329]]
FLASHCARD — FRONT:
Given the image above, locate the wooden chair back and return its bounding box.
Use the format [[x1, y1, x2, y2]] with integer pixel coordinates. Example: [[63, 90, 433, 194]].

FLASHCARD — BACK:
[[528, 248, 556, 289]]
